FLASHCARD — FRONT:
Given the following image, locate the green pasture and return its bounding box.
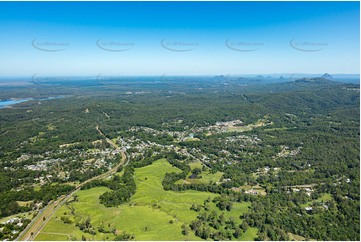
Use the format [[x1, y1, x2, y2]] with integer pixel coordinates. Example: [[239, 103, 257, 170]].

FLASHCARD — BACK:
[[36, 159, 255, 241]]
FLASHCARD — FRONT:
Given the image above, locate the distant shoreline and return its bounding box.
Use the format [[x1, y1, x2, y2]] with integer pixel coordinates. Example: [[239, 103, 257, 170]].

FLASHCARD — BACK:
[[0, 96, 65, 109]]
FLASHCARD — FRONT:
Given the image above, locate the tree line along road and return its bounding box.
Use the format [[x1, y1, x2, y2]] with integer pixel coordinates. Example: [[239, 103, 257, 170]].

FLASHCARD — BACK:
[[17, 125, 128, 241]]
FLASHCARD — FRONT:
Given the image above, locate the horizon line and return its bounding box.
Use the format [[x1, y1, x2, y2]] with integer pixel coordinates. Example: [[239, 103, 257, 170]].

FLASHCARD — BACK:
[[0, 73, 359, 78]]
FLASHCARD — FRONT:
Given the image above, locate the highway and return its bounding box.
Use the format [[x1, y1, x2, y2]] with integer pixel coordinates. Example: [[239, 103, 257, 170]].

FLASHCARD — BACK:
[[17, 125, 127, 241]]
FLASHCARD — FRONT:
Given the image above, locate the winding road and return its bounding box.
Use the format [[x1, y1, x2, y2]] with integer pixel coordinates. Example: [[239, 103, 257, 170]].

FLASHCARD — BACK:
[[17, 125, 127, 241]]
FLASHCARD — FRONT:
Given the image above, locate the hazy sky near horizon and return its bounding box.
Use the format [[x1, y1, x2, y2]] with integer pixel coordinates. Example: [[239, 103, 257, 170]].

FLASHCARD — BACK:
[[0, 1, 359, 76]]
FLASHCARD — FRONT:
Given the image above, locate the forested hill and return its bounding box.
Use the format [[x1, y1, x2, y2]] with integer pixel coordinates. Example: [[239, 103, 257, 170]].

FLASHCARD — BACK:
[[0, 78, 359, 241]]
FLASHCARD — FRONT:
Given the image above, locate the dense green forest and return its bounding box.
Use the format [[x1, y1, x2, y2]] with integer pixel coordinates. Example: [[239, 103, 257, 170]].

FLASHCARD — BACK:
[[0, 78, 359, 240]]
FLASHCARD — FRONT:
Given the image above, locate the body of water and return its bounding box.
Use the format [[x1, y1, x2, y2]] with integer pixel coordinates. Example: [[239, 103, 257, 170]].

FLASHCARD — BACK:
[[0, 96, 64, 109], [0, 99, 32, 108]]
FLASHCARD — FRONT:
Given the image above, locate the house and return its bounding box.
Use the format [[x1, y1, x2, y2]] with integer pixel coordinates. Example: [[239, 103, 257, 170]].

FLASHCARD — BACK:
[[6, 218, 19, 224], [245, 189, 258, 195]]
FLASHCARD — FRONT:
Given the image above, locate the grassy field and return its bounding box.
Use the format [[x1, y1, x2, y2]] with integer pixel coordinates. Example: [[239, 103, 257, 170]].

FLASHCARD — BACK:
[[176, 161, 224, 185], [315, 193, 332, 203], [35, 159, 256, 241], [175, 171, 224, 185], [288, 232, 306, 241], [226, 118, 272, 133], [263, 127, 294, 132], [184, 137, 201, 142], [300, 193, 333, 208], [189, 161, 203, 170], [16, 200, 33, 207]]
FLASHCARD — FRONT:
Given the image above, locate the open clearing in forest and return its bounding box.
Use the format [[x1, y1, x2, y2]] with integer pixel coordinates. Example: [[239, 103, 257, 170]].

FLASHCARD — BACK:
[[175, 161, 224, 185], [226, 118, 273, 133], [300, 193, 333, 208], [36, 159, 256, 241]]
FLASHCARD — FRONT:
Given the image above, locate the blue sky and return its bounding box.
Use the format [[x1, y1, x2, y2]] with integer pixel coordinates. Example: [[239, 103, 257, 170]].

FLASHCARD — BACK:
[[0, 1, 359, 76]]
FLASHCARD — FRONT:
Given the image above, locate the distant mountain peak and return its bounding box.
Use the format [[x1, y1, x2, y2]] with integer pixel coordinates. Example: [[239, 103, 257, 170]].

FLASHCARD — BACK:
[[321, 73, 333, 79], [294, 77, 337, 85]]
